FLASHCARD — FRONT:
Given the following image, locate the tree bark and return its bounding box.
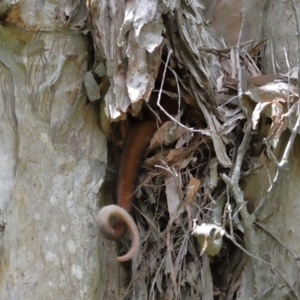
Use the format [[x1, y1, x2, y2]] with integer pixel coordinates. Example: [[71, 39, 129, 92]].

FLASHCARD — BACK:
[[0, 2, 107, 299]]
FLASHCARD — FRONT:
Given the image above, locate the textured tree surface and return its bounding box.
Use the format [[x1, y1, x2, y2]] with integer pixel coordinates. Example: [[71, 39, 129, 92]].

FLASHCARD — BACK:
[[0, 3, 107, 299]]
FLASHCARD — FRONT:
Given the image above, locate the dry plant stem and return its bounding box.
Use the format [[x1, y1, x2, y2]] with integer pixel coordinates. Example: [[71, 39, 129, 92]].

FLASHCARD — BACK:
[[174, 230, 190, 272], [212, 192, 226, 225], [134, 205, 167, 243], [145, 101, 162, 123], [224, 14, 254, 228], [221, 13, 259, 295], [226, 189, 234, 238], [282, 112, 300, 162], [167, 228, 178, 296], [150, 258, 165, 300], [224, 231, 300, 300], [245, 52, 261, 75], [232, 14, 252, 183], [254, 170, 279, 218], [283, 47, 293, 130], [263, 138, 280, 168], [156, 48, 211, 135], [162, 62, 181, 117]]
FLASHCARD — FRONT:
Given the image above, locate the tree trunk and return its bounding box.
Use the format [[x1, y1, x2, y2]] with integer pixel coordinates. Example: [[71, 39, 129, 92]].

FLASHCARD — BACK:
[[0, 2, 107, 299]]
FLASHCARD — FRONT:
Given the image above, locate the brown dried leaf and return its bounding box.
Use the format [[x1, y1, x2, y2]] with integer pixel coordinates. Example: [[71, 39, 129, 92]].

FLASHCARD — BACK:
[[245, 82, 292, 104], [224, 76, 239, 89], [166, 149, 183, 163], [185, 177, 200, 204], [217, 112, 245, 136], [148, 122, 189, 152], [248, 39, 268, 57], [144, 150, 169, 168], [148, 121, 174, 151], [248, 75, 279, 87], [175, 129, 193, 149]]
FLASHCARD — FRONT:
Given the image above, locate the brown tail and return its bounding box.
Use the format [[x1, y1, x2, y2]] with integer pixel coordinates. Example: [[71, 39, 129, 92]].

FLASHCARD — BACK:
[[97, 120, 157, 261], [97, 205, 140, 262]]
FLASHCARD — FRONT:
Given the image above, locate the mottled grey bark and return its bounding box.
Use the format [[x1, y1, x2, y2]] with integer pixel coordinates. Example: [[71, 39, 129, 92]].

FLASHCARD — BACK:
[[0, 2, 107, 299]]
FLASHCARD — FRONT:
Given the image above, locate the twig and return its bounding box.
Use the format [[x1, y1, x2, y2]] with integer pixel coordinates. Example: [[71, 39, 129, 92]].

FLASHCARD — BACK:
[[145, 101, 162, 124], [222, 14, 253, 224], [254, 171, 280, 218], [226, 187, 234, 238], [221, 14, 259, 295], [155, 48, 212, 135], [150, 258, 165, 300], [245, 51, 262, 75], [221, 174, 254, 225], [162, 62, 181, 118], [232, 13, 252, 182], [283, 46, 292, 130], [255, 221, 300, 262], [262, 138, 280, 168]]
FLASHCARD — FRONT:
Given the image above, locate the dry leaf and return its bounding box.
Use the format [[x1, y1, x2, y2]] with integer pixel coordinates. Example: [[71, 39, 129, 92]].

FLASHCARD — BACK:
[[166, 149, 183, 163], [217, 112, 245, 136], [248, 75, 279, 87], [216, 75, 224, 92], [266, 99, 288, 148], [165, 176, 180, 219], [148, 122, 190, 153], [248, 39, 268, 57], [144, 150, 169, 168], [148, 121, 175, 151], [185, 177, 201, 204], [209, 158, 218, 191], [252, 101, 271, 129], [175, 129, 193, 149]]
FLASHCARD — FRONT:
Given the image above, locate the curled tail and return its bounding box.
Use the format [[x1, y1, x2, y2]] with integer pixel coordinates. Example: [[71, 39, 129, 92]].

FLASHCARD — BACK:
[[97, 121, 157, 261], [97, 205, 140, 262]]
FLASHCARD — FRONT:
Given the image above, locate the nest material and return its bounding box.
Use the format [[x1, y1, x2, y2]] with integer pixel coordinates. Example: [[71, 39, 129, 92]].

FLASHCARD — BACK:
[[113, 34, 299, 299]]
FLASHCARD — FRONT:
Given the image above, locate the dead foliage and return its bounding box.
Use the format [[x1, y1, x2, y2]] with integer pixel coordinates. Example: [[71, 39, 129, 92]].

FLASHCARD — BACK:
[[115, 36, 300, 300]]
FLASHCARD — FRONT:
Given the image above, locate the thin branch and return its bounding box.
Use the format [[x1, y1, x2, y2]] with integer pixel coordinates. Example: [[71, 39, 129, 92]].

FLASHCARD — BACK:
[[283, 46, 293, 130], [255, 221, 300, 261], [254, 169, 280, 218], [224, 231, 300, 300], [263, 138, 280, 168], [232, 13, 252, 182], [155, 48, 212, 135]]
